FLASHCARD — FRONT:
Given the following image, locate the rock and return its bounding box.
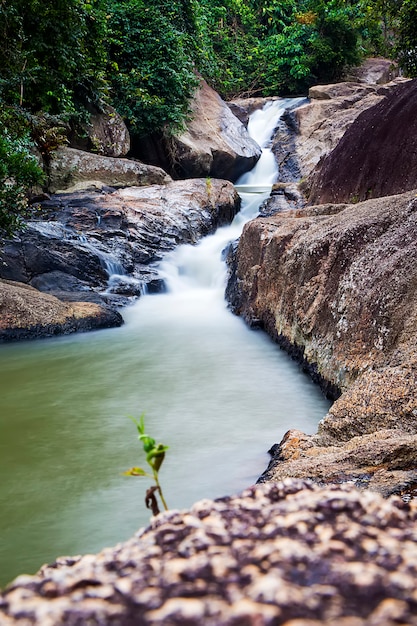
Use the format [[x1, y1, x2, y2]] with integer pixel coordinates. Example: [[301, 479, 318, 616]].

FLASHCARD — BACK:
[[345, 56, 399, 85], [0, 179, 240, 311], [273, 77, 409, 183], [0, 279, 122, 342], [259, 183, 306, 216], [138, 79, 261, 181], [226, 190, 417, 495], [308, 79, 417, 204], [47, 147, 171, 194], [1, 480, 417, 625], [69, 104, 131, 157]]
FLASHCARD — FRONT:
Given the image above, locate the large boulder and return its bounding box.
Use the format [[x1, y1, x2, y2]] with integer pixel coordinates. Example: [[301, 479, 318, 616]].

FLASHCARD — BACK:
[[308, 79, 417, 204], [0, 279, 122, 342], [136, 79, 261, 182], [345, 56, 399, 85], [47, 147, 171, 194], [271, 77, 408, 183], [1, 480, 417, 625], [226, 190, 417, 496]]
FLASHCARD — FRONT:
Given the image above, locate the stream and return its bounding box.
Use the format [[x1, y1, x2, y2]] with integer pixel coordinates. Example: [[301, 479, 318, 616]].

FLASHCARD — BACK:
[[0, 98, 330, 588]]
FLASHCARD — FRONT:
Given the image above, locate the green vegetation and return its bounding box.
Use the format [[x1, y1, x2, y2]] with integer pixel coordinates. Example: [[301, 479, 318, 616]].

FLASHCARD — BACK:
[[0, 112, 44, 236], [124, 415, 169, 516], [1, 0, 417, 234]]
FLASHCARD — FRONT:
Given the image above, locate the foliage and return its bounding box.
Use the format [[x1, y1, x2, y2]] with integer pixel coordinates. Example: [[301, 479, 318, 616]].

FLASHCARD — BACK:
[[106, 0, 199, 137], [396, 0, 417, 76], [0, 0, 415, 238], [256, 0, 362, 95], [192, 0, 260, 97], [124, 414, 169, 516], [0, 110, 44, 236], [0, 0, 108, 118]]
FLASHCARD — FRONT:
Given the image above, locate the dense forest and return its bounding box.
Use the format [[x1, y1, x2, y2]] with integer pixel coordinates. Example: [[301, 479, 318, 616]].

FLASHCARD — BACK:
[[1, 0, 416, 233]]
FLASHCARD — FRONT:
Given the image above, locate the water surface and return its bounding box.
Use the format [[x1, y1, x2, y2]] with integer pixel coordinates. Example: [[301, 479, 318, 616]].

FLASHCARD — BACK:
[[0, 98, 330, 588]]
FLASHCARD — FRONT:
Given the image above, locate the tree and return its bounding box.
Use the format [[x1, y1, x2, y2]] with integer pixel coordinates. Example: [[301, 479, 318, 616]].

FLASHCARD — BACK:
[[106, 0, 199, 137], [0, 0, 108, 117], [396, 0, 417, 75], [257, 0, 362, 94]]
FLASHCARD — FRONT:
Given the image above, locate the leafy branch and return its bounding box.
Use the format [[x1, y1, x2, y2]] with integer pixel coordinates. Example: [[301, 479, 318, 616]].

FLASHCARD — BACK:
[[124, 414, 169, 516]]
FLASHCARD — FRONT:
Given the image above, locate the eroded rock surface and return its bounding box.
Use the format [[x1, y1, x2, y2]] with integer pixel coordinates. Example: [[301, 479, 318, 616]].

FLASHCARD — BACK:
[[1, 179, 240, 313], [226, 191, 417, 495], [0, 279, 122, 342], [272, 77, 407, 184], [1, 480, 417, 625]]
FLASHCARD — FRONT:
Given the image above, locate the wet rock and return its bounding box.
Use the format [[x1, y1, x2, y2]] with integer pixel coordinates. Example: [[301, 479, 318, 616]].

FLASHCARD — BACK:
[[48, 147, 171, 194], [0, 279, 122, 342], [1, 480, 417, 625], [308, 79, 417, 204], [226, 190, 417, 495], [259, 183, 306, 216], [0, 179, 240, 314]]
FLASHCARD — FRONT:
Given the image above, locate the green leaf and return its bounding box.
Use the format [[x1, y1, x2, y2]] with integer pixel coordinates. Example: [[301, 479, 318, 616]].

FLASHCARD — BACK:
[[123, 466, 149, 477]]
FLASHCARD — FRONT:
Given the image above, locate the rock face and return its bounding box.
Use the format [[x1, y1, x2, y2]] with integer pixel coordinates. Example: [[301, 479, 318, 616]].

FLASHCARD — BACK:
[[271, 77, 407, 183], [1, 480, 417, 625], [308, 79, 417, 204], [69, 104, 131, 157], [0, 279, 122, 342], [48, 147, 171, 194], [0, 179, 240, 312], [226, 190, 417, 495], [136, 79, 261, 181]]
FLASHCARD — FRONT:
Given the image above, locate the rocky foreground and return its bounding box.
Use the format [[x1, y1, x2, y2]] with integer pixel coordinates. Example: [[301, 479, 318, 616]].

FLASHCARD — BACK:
[[1, 480, 417, 625]]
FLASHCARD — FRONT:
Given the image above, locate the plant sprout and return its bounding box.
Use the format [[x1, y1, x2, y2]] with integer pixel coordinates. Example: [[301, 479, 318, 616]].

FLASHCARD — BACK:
[[124, 414, 169, 516]]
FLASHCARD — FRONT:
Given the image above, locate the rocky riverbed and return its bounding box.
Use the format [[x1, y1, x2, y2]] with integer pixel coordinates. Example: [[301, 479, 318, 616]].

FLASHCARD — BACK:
[[2, 60, 417, 623]]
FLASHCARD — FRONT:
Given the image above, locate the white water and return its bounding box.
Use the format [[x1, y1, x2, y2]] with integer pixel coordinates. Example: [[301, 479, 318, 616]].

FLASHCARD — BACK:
[[158, 98, 306, 297], [0, 97, 330, 586]]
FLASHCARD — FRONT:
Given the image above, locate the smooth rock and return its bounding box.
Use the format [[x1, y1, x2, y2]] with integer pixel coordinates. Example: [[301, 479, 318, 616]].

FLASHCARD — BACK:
[[274, 77, 409, 183], [0, 279, 122, 342], [308, 79, 417, 204], [345, 56, 399, 85], [148, 79, 262, 181]]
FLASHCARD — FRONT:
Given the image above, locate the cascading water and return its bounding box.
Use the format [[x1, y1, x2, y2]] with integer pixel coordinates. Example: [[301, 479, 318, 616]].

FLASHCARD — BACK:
[[0, 97, 329, 588], [158, 98, 306, 299]]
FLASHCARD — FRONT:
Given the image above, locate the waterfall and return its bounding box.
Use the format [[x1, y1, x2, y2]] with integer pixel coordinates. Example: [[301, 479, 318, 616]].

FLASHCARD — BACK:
[[157, 97, 306, 298]]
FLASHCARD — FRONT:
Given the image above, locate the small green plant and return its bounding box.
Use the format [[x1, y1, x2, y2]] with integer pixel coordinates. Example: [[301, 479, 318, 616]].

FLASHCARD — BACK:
[[124, 414, 169, 516]]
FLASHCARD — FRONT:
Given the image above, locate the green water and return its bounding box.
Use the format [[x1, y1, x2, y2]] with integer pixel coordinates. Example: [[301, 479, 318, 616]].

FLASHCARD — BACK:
[[0, 287, 331, 588], [0, 99, 330, 588]]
